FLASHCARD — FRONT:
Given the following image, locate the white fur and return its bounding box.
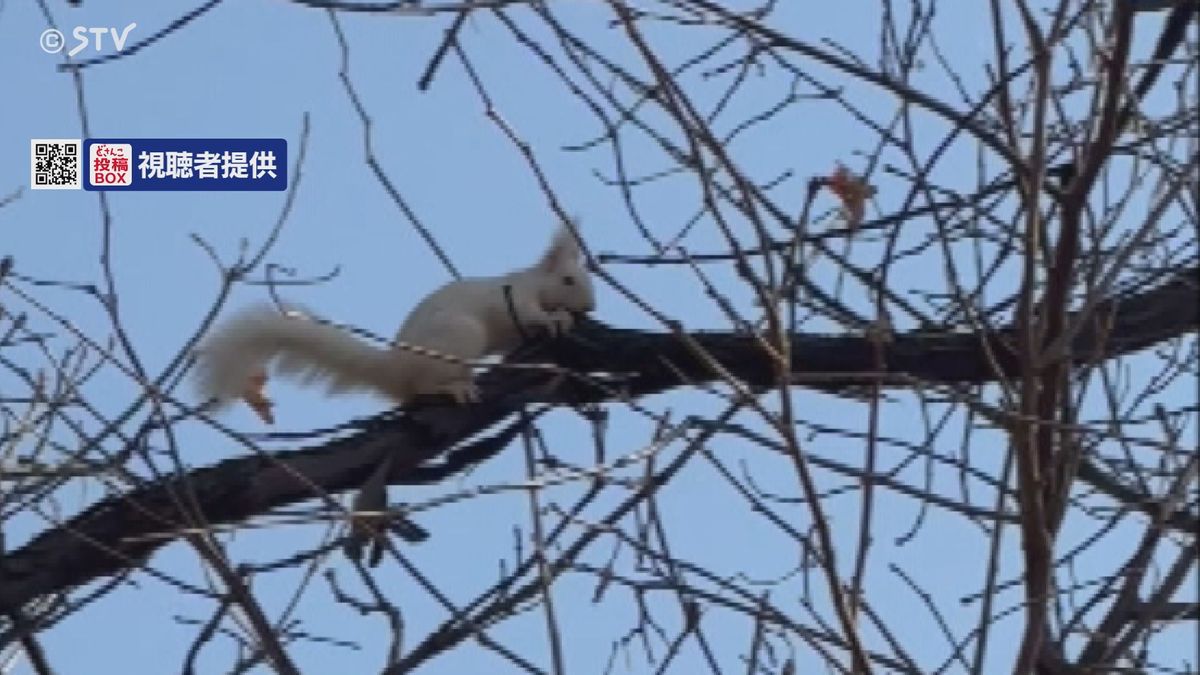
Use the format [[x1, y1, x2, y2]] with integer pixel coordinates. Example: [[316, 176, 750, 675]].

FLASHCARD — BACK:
[[194, 224, 595, 407]]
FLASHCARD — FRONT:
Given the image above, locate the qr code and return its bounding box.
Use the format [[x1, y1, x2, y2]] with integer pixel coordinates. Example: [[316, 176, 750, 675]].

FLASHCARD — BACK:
[[30, 139, 82, 190]]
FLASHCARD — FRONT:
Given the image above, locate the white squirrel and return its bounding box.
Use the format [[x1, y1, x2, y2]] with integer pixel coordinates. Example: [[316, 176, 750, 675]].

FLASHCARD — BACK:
[[194, 224, 596, 412], [194, 224, 595, 565]]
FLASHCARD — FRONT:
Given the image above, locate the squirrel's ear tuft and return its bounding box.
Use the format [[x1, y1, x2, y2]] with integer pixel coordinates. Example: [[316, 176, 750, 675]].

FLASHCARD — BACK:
[[538, 221, 583, 269]]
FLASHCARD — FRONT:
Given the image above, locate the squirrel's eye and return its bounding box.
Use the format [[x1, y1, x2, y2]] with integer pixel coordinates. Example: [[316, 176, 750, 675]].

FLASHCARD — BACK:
[[562, 275, 576, 286]]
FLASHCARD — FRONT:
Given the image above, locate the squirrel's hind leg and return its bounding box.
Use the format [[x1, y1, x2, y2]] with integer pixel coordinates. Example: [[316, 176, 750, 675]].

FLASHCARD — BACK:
[[403, 314, 488, 404], [433, 380, 481, 404]]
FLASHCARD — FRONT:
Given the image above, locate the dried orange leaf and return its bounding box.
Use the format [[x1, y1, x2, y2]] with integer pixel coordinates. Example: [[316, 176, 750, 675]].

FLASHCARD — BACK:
[[826, 164, 876, 228]]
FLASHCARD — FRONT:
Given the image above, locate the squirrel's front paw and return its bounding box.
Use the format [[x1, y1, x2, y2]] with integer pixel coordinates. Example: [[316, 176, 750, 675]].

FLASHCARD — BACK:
[[534, 309, 573, 337]]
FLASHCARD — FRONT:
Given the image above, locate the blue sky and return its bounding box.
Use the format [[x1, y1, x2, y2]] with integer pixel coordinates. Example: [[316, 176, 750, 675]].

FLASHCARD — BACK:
[[1, 1, 1195, 673]]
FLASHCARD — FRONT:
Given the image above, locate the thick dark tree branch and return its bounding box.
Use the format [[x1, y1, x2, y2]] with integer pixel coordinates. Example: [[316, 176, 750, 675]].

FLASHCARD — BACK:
[[0, 266, 1195, 614]]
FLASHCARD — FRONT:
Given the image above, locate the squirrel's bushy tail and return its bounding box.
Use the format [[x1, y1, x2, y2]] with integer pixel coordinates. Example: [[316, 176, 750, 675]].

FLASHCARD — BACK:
[[194, 305, 410, 404]]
